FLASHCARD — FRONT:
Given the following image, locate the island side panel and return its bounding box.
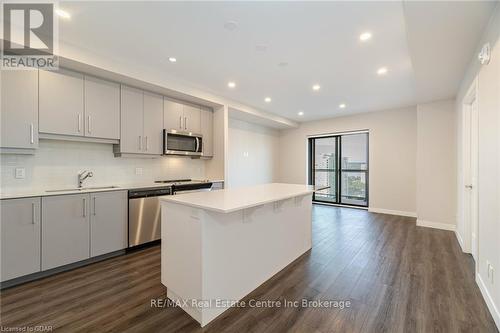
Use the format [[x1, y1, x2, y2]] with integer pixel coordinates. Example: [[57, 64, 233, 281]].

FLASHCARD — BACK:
[[200, 194, 313, 325], [161, 201, 203, 323]]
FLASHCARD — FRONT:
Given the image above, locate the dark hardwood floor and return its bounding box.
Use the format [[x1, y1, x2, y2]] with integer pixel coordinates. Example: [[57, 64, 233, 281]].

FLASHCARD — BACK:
[[1, 205, 497, 332]]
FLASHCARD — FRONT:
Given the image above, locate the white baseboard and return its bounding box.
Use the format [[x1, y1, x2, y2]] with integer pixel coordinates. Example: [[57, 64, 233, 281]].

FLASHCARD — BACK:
[[454, 230, 466, 252], [416, 219, 456, 231], [476, 273, 500, 330], [368, 207, 417, 218]]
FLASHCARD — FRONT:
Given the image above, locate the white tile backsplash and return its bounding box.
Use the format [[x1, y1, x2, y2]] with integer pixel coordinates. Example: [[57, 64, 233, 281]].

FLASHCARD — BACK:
[[0, 139, 205, 193]]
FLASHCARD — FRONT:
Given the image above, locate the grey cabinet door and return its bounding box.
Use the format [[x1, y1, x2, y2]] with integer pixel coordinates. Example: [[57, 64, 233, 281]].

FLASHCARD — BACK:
[[41, 194, 90, 270], [183, 104, 201, 134], [1, 70, 38, 149], [39, 69, 84, 136], [90, 191, 127, 257], [84, 76, 120, 140], [163, 97, 184, 132], [200, 108, 214, 157], [143, 91, 163, 155], [120, 85, 144, 154], [0, 197, 41, 281]]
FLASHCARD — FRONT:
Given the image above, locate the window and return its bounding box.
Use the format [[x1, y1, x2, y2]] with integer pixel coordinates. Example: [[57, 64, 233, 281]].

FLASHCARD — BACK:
[[308, 132, 368, 207]]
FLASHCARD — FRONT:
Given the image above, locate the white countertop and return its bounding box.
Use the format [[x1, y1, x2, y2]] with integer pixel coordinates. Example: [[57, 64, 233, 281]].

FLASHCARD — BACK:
[[0, 179, 224, 200], [160, 183, 314, 213]]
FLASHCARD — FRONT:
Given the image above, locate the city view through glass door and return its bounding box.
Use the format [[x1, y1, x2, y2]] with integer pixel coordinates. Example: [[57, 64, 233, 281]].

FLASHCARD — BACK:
[[309, 132, 368, 207]]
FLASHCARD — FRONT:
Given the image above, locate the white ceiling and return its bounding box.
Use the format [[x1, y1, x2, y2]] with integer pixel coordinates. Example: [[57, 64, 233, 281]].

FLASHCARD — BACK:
[[58, 1, 496, 122]]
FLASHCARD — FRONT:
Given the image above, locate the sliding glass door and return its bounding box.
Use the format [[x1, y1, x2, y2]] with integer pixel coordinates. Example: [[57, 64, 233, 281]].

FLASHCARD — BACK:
[[309, 132, 368, 207]]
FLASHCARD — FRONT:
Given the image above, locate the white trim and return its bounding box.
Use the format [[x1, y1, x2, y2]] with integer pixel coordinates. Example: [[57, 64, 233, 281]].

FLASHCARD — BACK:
[[307, 129, 369, 138], [455, 230, 466, 252], [416, 219, 456, 231], [476, 273, 500, 330], [368, 207, 416, 218]]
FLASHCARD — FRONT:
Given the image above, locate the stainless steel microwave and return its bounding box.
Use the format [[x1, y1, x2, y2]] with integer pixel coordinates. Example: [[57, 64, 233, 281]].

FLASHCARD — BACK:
[[163, 129, 203, 156]]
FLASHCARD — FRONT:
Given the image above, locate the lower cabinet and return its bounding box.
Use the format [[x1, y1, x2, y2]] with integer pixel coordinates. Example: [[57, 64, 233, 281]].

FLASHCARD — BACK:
[[42, 194, 90, 270], [90, 191, 128, 257], [41, 190, 128, 271], [1, 197, 41, 282]]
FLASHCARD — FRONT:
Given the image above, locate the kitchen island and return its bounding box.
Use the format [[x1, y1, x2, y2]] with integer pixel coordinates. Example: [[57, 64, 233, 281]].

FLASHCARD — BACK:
[[159, 183, 314, 327]]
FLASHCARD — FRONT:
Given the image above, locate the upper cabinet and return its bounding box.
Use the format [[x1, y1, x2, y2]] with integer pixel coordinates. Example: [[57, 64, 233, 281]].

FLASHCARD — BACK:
[[39, 69, 120, 141], [84, 76, 120, 140], [1, 70, 39, 151], [183, 104, 201, 134], [163, 98, 184, 132], [39, 69, 84, 136], [200, 107, 214, 157], [143, 92, 164, 155], [163, 98, 201, 134], [117, 85, 163, 156], [119, 86, 144, 154]]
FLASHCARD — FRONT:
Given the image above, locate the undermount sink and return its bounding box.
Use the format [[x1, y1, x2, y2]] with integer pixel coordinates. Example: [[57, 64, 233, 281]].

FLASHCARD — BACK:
[[46, 186, 119, 193]]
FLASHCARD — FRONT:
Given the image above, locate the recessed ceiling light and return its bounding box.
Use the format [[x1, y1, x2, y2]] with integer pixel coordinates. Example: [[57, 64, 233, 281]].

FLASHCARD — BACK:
[[168, 57, 177, 63], [312, 84, 321, 91], [227, 81, 236, 88], [359, 32, 372, 41], [224, 21, 238, 31], [264, 97, 272, 103], [377, 67, 388, 75], [298, 111, 304, 116], [55, 9, 71, 19], [339, 103, 347, 109]]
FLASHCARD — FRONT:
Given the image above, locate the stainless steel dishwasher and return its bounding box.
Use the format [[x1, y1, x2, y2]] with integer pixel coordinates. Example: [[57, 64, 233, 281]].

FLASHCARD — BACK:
[[128, 187, 172, 247]]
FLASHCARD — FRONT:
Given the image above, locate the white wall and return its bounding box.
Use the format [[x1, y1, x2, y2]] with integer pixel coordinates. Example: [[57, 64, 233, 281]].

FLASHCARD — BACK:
[[0, 140, 205, 193], [278, 106, 418, 216], [416, 100, 456, 227], [227, 118, 279, 188], [455, 4, 500, 327]]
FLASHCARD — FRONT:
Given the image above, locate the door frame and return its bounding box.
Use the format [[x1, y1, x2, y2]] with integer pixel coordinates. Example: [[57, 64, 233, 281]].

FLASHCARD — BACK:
[[461, 77, 479, 267]]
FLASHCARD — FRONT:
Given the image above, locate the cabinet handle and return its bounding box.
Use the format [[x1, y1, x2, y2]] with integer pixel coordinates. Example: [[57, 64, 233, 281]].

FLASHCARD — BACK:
[[184, 117, 187, 130], [78, 114, 82, 132], [93, 197, 96, 216], [31, 202, 36, 224], [30, 123, 34, 144], [139, 136, 143, 151], [145, 136, 148, 151], [83, 198, 86, 217], [87, 115, 92, 134], [179, 116, 182, 129]]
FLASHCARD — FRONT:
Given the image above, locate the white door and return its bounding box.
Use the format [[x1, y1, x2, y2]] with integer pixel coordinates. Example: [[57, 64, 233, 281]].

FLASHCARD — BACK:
[[120, 85, 144, 154], [90, 191, 128, 257], [39, 69, 84, 136], [84, 75, 120, 140], [143, 91, 164, 155], [463, 95, 479, 262], [0, 197, 41, 281], [0, 70, 39, 149], [163, 98, 184, 132], [42, 194, 90, 270]]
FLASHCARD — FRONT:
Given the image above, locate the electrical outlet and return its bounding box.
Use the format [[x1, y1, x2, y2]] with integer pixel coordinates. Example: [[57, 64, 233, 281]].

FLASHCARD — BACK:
[[135, 167, 143, 175], [15, 168, 25, 179]]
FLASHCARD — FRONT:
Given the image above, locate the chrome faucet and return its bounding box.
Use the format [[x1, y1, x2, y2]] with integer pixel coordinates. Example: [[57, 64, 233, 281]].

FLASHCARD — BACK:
[[78, 170, 93, 188]]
